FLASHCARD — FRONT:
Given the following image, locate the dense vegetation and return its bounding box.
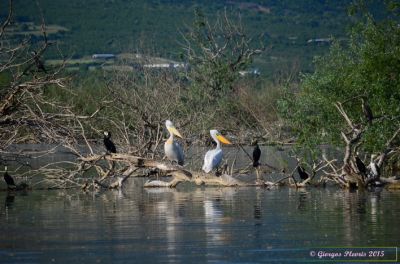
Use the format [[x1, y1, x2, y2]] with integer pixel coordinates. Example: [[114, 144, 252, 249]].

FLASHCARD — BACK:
[[3, 0, 357, 77], [280, 1, 400, 148], [278, 1, 400, 177]]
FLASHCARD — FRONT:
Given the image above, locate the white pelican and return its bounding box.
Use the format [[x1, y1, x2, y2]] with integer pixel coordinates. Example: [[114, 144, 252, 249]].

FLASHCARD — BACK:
[[164, 120, 184, 166], [202, 130, 232, 173]]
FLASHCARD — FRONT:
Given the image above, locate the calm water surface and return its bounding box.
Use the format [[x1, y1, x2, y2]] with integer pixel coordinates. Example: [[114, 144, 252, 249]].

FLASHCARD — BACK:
[[0, 181, 399, 263], [1, 146, 399, 263]]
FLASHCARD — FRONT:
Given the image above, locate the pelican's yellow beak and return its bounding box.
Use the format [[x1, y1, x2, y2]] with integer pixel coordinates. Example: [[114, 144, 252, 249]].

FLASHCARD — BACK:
[[217, 134, 232, 145], [170, 127, 183, 138]]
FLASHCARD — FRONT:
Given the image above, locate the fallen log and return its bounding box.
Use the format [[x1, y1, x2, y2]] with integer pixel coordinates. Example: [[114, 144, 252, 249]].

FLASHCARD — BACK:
[[79, 153, 278, 188]]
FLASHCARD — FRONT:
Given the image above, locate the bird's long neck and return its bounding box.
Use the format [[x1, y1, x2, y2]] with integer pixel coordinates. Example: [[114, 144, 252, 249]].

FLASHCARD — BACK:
[[167, 130, 174, 145], [212, 134, 221, 149]]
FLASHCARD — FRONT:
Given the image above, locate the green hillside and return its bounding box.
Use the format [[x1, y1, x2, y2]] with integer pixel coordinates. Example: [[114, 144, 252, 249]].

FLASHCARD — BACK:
[[5, 0, 355, 77]]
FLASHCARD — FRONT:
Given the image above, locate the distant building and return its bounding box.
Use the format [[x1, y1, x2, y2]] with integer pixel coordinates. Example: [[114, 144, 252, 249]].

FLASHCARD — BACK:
[[143, 63, 188, 69], [239, 68, 260, 77], [92, 54, 116, 59], [307, 38, 332, 44], [143, 63, 170, 68]]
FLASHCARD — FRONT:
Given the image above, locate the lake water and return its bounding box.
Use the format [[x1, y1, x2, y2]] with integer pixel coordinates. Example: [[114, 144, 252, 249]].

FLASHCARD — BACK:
[[0, 145, 399, 263], [1, 182, 399, 263]]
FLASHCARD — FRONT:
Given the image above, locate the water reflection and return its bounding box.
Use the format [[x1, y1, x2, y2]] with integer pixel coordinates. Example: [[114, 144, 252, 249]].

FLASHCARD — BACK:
[[203, 199, 224, 246], [253, 190, 262, 220], [297, 190, 309, 212], [0, 181, 399, 263], [369, 191, 382, 238], [5, 193, 15, 209]]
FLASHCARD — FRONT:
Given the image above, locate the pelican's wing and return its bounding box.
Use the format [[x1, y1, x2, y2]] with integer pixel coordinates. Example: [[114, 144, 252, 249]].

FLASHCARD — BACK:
[[202, 150, 214, 173], [165, 140, 185, 165], [173, 141, 184, 165], [164, 141, 176, 162], [202, 149, 222, 173]]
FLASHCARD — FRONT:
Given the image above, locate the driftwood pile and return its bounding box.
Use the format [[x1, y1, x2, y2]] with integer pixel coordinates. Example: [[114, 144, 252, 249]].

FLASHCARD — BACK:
[[81, 153, 279, 189]]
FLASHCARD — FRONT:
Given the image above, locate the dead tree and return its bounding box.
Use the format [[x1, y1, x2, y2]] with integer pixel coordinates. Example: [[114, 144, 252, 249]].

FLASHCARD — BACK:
[[0, 0, 67, 150], [0, 1, 105, 188], [287, 153, 336, 188], [181, 10, 264, 97], [327, 101, 400, 189]]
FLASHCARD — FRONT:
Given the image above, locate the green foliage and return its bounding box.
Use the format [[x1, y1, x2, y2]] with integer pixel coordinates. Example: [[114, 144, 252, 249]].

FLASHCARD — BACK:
[[279, 1, 400, 153], [6, 0, 355, 77]]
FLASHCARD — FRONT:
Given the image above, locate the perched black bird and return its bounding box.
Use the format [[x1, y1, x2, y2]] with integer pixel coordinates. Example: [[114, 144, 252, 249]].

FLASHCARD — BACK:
[[3, 166, 16, 189], [31, 51, 46, 73], [355, 152, 367, 178], [297, 165, 309, 181], [361, 98, 373, 124], [103, 131, 117, 153], [252, 140, 261, 167]]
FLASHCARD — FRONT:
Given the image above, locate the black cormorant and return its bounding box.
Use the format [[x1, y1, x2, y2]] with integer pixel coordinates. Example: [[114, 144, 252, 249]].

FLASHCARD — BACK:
[[361, 98, 373, 124], [103, 131, 117, 153], [355, 152, 367, 177], [297, 165, 309, 181], [3, 166, 16, 189], [252, 140, 261, 167]]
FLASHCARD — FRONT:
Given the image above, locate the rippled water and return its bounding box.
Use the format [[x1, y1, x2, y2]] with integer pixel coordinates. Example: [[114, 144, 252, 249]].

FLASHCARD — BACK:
[[1, 181, 399, 263]]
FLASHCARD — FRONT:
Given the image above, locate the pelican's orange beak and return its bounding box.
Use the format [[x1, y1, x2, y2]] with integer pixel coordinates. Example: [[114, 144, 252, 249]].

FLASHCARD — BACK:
[[169, 127, 183, 138], [217, 134, 232, 145]]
